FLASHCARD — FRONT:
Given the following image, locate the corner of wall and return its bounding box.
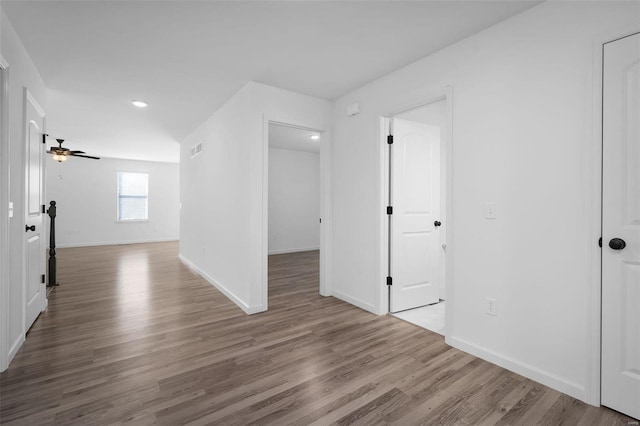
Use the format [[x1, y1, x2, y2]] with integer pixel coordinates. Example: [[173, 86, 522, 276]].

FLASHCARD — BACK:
[[331, 290, 378, 315], [178, 253, 263, 315]]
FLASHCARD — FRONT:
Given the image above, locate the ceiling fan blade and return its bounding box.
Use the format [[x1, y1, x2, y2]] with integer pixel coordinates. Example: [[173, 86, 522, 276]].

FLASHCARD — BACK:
[[69, 150, 85, 154], [70, 153, 100, 160]]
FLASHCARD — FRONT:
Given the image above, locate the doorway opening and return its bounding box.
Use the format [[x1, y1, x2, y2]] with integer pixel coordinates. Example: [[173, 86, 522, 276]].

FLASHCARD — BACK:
[[385, 96, 450, 336], [266, 122, 323, 308]]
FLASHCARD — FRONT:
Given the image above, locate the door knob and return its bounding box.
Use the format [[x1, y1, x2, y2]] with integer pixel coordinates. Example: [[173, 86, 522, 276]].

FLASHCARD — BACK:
[[608, 238, 626, 250], [434, 220, 442, 227], [25, 225, 36, 232]]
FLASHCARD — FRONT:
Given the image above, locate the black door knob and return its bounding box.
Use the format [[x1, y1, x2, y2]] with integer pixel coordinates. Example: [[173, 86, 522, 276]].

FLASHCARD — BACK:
[[609, 238, 626, 250], [25, 225, 35, 232], [434, 220, 442, 227]]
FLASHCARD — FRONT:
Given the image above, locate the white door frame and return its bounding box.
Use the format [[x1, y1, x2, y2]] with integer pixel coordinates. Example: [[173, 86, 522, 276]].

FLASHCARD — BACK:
[[0, 56, 10, 372], [378, 86, 454, 338], [261, 115, 332, 311], [586, 27, 640, 407]]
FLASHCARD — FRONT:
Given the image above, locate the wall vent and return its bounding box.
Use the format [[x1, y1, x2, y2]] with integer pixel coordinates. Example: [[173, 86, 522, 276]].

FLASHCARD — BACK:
[[190, 142, 203, 158]]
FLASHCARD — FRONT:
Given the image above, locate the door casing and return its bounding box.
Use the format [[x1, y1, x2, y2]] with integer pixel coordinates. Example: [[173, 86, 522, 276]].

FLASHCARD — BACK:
[[0, 56, 9, 372]]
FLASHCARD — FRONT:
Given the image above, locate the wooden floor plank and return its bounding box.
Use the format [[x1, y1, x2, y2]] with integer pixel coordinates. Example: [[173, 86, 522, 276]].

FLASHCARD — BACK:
[[0, 242, 635, 425]]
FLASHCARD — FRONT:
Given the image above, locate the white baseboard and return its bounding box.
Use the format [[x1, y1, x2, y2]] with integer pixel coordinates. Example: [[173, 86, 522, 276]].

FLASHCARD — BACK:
[[7, 334, 24, 368], [178, 254, 264, 315], [56, 238, 178, 248], [448, 336, 586, 403], [268, 246, 320, 255], [331, 290, 377, 315]]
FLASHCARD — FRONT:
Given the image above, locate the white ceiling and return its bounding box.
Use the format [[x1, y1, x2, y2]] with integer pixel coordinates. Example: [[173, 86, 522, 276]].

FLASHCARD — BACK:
[[2, 1, 541, 163], [269, 123, 322, 153]]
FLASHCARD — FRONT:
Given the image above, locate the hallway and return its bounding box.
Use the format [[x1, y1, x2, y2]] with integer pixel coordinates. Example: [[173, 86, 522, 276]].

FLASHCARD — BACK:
[[0, 242, 632, 425]]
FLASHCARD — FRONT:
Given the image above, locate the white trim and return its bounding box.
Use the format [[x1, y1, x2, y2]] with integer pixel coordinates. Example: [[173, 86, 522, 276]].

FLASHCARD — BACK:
[[586, 26, 640, 407], [268, 247, 320, 255], [378, 117, 389, 315], [7, 335, 24, 367], [261, 116, 270, 311], [114, 220, 149, 224], [0, 57, 9, 372], [267, 121, 321, 133], [55, 238, 179, 248], [450, 336, 586, 402], [443, 87, 455, 346], [262, 115, 332, 310], [331, 290, 377, 314], [21, 88, 26, 348], [25, 89, 45, 118], [378, 86, 454, 327], [179, 253, 265, 315], [320, 119, 333, 298]]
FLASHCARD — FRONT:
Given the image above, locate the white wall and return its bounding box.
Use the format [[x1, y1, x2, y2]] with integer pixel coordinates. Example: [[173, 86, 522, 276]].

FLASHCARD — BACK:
[[331, 1, 639, 404], [268, 147, 320, 254], [180, 82, 332, 314], [0, 9, 48, 371], [46, 157, 179, 247]]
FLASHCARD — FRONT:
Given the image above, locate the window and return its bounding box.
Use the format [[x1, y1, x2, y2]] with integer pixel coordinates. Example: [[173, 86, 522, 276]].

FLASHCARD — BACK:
[[117, 172, 148, 221]]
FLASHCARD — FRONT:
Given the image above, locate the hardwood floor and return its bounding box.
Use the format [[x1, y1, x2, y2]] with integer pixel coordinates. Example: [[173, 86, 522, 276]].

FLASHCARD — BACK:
[[0, 242, 634, 425]]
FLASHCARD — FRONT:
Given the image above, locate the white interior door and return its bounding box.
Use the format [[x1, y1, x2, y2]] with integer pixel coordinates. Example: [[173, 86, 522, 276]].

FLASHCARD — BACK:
[[24, 90, 46, 331], [390, 118, 441, 312], [601, 32, 640, 420]]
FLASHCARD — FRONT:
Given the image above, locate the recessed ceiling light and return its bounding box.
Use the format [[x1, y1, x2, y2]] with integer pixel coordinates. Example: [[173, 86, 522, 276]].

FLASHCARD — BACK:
[[309, 134, 320, 140], [131, 100, 148, 108]]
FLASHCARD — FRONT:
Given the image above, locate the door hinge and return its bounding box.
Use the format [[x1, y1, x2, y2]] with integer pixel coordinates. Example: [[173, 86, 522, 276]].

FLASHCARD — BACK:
[[598, 237, 602, 248], [386, 276, 393, 286], [386, 206, 393, 215], [42, 133, 48, 144], [41, 274, 45, 284], [42, 204, 46, 214], [387, 135, 393, 145], [319, 218, 322, 224]]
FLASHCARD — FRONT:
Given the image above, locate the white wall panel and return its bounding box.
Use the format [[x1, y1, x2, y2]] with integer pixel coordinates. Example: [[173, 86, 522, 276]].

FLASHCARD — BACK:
[[268, 147, 320, 254], [46, 158, 179, 247]]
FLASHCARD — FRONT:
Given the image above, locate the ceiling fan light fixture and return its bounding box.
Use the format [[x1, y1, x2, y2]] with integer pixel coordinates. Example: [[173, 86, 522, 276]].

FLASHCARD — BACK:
[[46, 138, 100, 161], [51, 153, 69, 162], [131, 100, 148, 108]]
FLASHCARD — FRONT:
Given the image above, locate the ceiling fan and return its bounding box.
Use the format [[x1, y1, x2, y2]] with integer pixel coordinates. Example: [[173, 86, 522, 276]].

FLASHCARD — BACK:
[[47, 138, 100, 162]]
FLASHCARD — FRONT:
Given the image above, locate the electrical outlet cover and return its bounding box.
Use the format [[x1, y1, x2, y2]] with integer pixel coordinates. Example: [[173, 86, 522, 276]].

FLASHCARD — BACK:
[[486, 297, 497, 316]]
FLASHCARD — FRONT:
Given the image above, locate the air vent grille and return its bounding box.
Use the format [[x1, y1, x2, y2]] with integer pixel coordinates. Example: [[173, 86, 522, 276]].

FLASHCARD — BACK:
[[190, 142, 202, 158]]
